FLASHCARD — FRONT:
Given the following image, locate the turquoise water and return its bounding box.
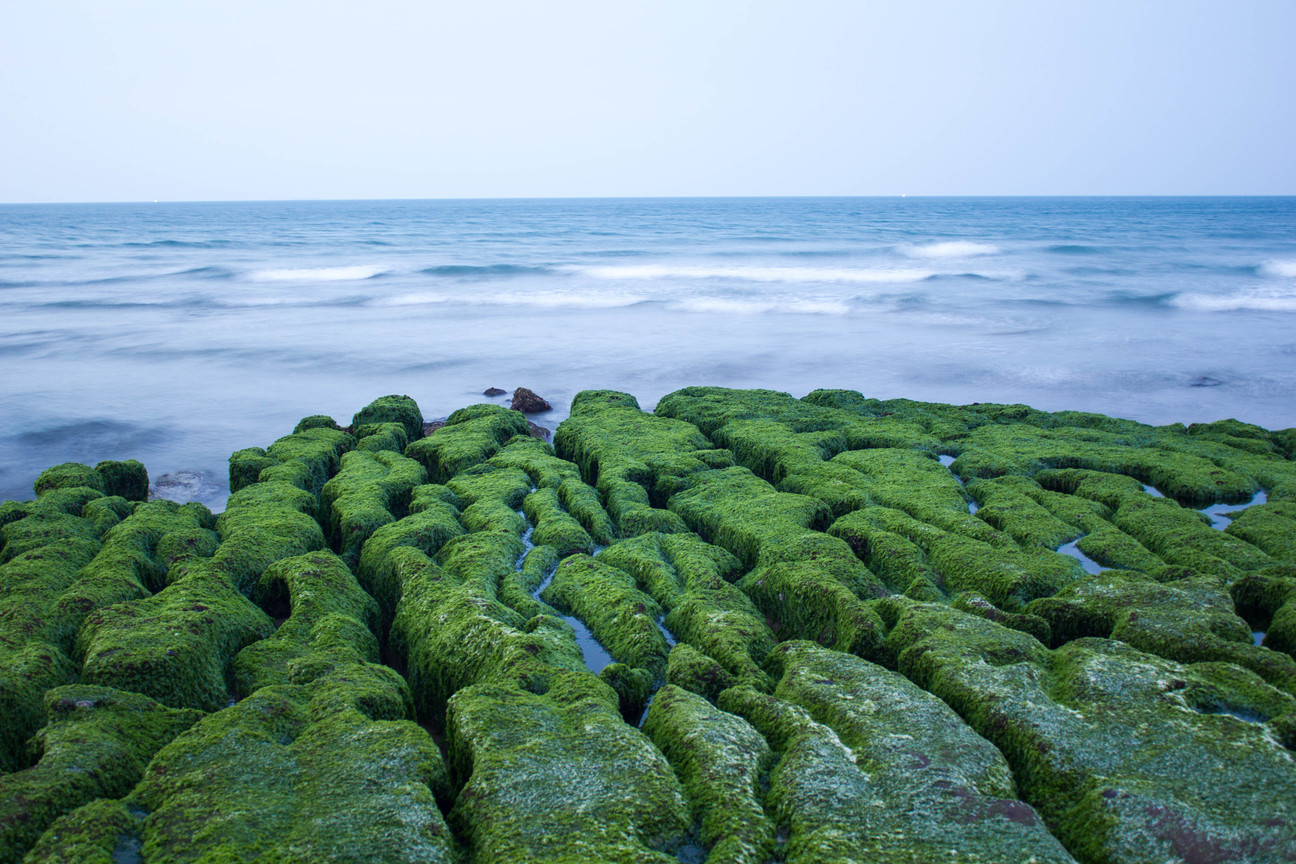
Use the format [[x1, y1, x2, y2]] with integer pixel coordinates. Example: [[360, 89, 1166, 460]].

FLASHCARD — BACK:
[[2, 197, 1294, 505]]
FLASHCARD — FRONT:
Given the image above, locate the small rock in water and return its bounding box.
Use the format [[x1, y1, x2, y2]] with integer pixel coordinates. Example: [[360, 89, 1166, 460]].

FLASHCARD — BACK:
[[511, 387, 552, 413], [149, 470, 221, 505], [483, 387, 507, 397], [1189, 375, 1225, 388]]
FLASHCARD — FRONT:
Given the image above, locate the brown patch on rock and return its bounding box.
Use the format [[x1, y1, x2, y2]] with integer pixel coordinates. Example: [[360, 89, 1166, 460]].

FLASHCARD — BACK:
[[422, 419, 447, 437], [528, 422, 552, 442], [511, 387, 552, 413], [483, 387, 506, 397]]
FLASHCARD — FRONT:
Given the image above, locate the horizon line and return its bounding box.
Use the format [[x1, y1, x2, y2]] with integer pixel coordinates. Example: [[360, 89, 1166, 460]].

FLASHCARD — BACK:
[[4, 193, 1296, 206]]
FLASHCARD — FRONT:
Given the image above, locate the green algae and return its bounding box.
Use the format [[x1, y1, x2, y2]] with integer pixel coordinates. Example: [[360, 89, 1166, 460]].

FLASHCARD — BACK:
[[723, 640, 1078, 863], [405, 403, 530, 483], [0, 685, 201, 862], [879, 597, 1296, 864], [643, 684, 775, 864], [1232, 565, 1296, 657], [541, 553, 670, 681], [523, 486, 593, 556], [352, 393, 425, 443], [321, 448, 428, 567], [128, 675, 456, 863], [93, 459, 148, 502], [232, 550, 383, 695], [446, 678, 692, 863]]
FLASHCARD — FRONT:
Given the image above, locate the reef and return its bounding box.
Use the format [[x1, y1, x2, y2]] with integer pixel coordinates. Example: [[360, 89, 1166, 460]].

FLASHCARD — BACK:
[[2, 389, 1295, 863]]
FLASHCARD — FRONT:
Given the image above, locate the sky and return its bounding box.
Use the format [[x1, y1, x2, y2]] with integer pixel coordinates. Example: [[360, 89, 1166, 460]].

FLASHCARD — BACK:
[[2, 0, 1293, 202]]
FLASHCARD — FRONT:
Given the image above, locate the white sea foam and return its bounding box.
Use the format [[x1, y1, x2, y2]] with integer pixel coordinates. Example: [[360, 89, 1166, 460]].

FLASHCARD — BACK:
[[574, 264, 934, 284], [1171, 286, 1296, 312], [1259, 259, 1296, 279], [673, 297, 850, 315], [245, 265, 389, 282], [380, 290, 643, 309], [900, 241, 1000, 259]]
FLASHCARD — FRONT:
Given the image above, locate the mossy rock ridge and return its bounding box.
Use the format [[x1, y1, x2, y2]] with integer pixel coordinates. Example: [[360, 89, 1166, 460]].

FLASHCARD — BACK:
[[878, 597, 1296, 864], [446, 678, 692, 863], [0, 684, 201, 862], [715, 641, 1077, 863]]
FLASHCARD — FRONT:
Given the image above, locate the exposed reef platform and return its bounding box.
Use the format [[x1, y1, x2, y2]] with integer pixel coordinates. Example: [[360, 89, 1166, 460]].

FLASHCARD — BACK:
[[2, 387, 1296, 863]]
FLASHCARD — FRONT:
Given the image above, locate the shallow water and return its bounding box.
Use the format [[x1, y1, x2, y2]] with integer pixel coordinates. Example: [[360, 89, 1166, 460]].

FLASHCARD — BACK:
[[1057, 537, 1104, 575], [1253, 631, 1266, 647], [1198, 490, 1268, 530], [3, 197, 1294, 506]]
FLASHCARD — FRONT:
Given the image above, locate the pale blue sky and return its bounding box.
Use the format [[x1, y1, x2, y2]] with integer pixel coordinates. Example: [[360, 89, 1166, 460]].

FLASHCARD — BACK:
[[2, 0, 1293, 202]]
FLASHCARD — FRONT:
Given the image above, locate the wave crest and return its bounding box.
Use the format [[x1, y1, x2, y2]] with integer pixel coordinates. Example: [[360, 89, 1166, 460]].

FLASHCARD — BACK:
[[1260, 259, 1296, 279], [900, 241, 1000, 259], [1171, 287, 1296, 312], [574, 264, 934, 284], [245, 265, 389, 282]]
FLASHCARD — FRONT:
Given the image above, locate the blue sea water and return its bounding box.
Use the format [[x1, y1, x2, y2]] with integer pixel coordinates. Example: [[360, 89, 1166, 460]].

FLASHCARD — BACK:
[[1, 196, 1294, 507]]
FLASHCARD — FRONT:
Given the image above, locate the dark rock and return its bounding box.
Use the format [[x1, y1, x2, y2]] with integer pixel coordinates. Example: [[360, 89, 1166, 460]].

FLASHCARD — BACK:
[[483, 387, 506, 397], [528, 422, 551, 442], [422, 419, 447, 437], [511, 388, 552, 413]]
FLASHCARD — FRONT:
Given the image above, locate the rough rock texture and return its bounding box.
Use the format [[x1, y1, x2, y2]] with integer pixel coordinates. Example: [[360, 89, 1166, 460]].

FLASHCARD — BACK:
[[509, 387, 552, 413], [7, 389, 1296, 864]]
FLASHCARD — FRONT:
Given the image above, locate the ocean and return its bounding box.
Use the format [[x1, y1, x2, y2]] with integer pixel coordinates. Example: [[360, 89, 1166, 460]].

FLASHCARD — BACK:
[[1, 196, 1293, 508]]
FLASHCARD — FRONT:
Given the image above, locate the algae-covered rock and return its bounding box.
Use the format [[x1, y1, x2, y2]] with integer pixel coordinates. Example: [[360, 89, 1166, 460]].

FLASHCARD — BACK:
[[33, 463, 105, 497], [405, 404, 530, 483], [880, 598, 1296, 864], [446, 678, 692, 863], [0, 685, 201, 862], [94, 458, 148, 501], [352, 394, 424, 443], [78, 567, 275, 711], [132, 678, 456, 863], [643, 684, 775, 864], [716, 641, 1077, 863]]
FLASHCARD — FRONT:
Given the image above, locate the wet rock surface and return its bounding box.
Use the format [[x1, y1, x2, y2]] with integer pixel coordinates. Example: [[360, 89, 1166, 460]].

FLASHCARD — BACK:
[[3, 389, 1296, 862], [509, 387, 551, 413]]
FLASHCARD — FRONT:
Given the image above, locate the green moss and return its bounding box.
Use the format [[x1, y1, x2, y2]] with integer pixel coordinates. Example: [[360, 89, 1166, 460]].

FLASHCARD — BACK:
[[835, 505, 1080, 612], [554, 390, 717, 535], [952, 590, 1053, 644], [322, 448, 428, 567], [1225, 501, 1296, 563], [77, 566, 275, 711], [487, 434, 582, 489], [294, 413, 340, 434], [642, 684, 774, 864], [446, 679, 691, 863], [355, 502, 465, 623], [829, 509, 945, 595], [93, 459, 148, 501], [208, 481, 326, 594], [389, 545, 586, 719], [1026, 570, 1296, 697], [261, 426, 356, 498], [667, 466, 830, 570], [2, 509, 103, 564], [405, 404, 530, 483], [966, 476, 1083, 549], [232, 550, 383, 695], [352, 394, 425, 442], [33, 463, 105, 497], [557, 476, 617, 545], [879, 598, 1296, 864], [541, 554, 670, 681], [132, 679, 457, 863], [499, 544, 561, 619], [22, 797, 142, 864], [665, 643, 735, 702], [228, 446, 276, 494], [0, 684, 201, 862], [752, 640, 1074, 863], [354, 421, 410, 453], [739, 532, 888, 656], [523, 487, 593, 556], [1231, 566, 1296, 657]]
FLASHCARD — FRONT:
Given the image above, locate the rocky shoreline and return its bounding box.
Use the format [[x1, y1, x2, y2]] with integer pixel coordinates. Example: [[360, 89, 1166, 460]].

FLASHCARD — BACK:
[[2, 386, 1295, 863]]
